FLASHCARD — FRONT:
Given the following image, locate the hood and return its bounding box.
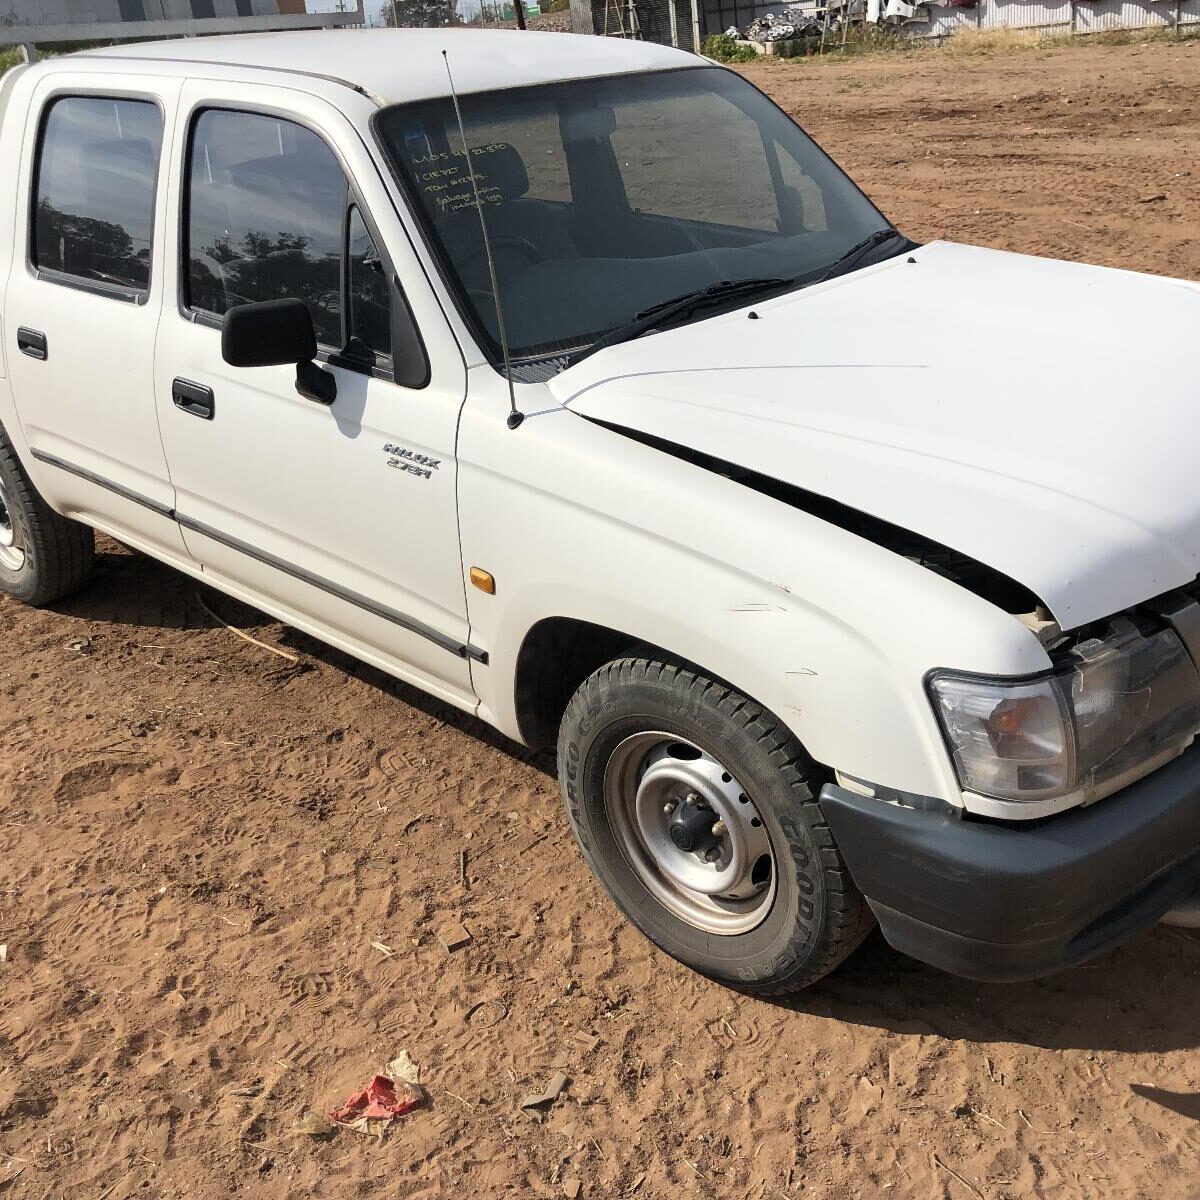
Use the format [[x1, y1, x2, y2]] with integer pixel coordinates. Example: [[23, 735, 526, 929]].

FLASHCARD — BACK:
[[551, 241, 1200, 631]]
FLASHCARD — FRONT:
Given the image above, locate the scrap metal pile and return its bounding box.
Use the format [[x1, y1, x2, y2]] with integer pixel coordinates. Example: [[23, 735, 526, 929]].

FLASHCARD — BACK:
[[723, 0, 946, 41], [725, 7, 826, 39]]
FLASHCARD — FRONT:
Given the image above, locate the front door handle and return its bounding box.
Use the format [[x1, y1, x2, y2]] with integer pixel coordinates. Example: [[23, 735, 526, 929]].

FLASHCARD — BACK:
[[172, 378, 215, 421], [17, 328, 47, 361]]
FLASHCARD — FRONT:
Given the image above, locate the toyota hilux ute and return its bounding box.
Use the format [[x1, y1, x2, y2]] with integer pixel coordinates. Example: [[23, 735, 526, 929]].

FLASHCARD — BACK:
[[2, 30, 1200, 995]]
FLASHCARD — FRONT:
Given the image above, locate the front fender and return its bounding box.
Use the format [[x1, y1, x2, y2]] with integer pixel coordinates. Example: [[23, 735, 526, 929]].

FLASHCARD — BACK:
[[457, 381, 1048, 804]]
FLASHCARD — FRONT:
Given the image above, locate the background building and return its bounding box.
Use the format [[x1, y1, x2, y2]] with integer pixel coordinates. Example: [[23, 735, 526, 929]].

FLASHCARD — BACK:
[[0, 0, 366, 42], [1, 1, 304, 23]]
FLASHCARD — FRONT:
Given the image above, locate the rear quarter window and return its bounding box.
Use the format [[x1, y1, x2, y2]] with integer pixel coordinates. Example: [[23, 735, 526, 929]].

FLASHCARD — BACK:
[[32, 95, 163, 295]]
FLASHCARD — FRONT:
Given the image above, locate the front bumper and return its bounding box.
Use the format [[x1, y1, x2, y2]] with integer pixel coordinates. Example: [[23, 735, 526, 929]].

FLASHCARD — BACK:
[[819, 747, 1200, 982]]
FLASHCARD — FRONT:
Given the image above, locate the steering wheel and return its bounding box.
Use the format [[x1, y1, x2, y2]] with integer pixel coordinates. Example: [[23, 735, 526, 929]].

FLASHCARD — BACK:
[[459, 234, 546, 275]]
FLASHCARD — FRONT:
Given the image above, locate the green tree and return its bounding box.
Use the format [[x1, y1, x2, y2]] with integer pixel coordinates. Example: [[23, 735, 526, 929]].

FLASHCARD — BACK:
[[377, 0, 457, 27]]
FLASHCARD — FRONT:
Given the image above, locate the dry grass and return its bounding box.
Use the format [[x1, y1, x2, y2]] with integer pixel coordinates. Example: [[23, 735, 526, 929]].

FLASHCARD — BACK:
[[938, 25, 1045, 54], [751, 19, 1200, 67], [941, 23, 1200, 54]]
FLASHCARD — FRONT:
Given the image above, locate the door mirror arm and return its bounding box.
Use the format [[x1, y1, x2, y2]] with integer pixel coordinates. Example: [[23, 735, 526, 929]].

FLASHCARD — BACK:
[[296, 359, 337, 405], [221, 299, 338, 406]]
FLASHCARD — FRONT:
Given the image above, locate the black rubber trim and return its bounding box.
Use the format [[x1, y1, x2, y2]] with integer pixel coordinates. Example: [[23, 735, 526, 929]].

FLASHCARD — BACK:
[[31, 449, 174, 518], [175, 513, 487, 663], [30, 267, 147, 306], [818, 750, 1200, 981], [29, 450, 487, 665]]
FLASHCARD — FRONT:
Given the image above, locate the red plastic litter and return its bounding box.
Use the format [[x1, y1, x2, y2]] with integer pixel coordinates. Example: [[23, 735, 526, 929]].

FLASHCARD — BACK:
[[329, 1075, 421, 1124]]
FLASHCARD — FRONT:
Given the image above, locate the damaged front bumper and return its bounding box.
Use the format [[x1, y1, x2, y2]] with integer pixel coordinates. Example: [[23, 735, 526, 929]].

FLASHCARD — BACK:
[[819, 747, 1200, 982]]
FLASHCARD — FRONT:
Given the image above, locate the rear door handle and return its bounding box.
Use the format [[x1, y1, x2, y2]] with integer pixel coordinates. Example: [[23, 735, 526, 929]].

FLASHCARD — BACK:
[[17, 328, 47, 361], [172, 378, 215, 421]]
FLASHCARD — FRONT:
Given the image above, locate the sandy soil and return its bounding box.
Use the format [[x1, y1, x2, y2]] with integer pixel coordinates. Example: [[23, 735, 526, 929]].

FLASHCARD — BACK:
[[4, 37, 1200, 1200]]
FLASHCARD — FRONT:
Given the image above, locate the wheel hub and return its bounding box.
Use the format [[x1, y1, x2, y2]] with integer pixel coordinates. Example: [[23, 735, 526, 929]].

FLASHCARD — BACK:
[[604, 733, 776, 936], [0, 476, 24, 572], [667, 796, 720, 857]]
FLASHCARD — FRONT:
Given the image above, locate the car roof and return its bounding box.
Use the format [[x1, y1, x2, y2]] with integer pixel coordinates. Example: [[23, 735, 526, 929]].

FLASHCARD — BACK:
[[77, 28, 700, 106]]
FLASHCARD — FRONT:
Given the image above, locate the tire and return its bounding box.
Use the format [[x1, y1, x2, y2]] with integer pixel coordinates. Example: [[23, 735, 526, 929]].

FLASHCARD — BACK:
[[0, 425, 95, 606], [558, 653, 874, 995]]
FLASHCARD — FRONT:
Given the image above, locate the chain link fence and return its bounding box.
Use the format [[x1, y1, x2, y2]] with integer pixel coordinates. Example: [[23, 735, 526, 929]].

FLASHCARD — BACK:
[[373, 0, 573, 29]]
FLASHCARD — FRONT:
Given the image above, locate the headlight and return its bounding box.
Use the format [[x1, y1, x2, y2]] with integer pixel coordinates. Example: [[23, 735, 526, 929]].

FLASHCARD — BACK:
[[929, 621, 1200, 806]]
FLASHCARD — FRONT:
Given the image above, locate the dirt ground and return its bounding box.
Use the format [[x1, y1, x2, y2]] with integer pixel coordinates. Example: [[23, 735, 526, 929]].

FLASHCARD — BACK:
[[4, 36, 1200, 1200]]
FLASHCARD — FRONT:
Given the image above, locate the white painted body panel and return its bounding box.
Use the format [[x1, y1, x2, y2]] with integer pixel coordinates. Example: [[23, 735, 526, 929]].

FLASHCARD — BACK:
[[555, 241, 1200, 633], [152, 78, 476, 701], [0, 64, 25, 395], [2, 65, 191, 562], [458, 369, 1050, 805], [82, 28, 696, 105], [0, 33, 1197, 824]]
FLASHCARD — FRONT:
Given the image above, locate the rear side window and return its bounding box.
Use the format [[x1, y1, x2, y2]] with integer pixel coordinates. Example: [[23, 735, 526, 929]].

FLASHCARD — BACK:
[[185, 109, 347, 347], [33, 96, 163, 295]]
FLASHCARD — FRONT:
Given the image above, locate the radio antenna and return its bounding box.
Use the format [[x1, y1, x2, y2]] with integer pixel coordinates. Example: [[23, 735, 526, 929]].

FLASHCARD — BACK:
[[442, 50, 524, 431]]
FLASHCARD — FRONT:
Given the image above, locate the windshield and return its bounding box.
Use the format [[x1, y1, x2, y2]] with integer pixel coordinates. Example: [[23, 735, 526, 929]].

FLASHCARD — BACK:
[[376, 67, 891, 365]]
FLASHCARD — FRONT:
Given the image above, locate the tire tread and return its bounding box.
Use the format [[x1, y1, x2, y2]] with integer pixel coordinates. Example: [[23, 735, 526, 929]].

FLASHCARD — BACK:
[[0, 426, 95, 607], [559, 651, 874, 996]]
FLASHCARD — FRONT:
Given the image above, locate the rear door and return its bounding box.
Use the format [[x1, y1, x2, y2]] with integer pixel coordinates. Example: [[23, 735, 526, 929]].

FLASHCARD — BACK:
[[4, 73, 189, 561], [153, 81, 477, 704]]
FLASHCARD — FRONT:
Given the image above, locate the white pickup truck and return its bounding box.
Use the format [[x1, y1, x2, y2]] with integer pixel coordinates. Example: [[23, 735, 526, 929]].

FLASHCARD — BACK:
[[2, 30, 1200, 995]]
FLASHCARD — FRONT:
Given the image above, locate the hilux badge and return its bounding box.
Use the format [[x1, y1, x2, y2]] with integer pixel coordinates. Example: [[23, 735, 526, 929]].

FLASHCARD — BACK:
[[384, 443, 441, 480]]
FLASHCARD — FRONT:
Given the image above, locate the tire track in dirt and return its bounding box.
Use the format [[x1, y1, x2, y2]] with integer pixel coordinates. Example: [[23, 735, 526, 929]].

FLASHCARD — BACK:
[[3, 40, 1200, 1199]]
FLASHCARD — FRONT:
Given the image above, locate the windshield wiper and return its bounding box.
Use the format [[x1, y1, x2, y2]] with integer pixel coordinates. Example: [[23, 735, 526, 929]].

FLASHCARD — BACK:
[[808, 228, 907, 286], [564, 277, 790, 368]]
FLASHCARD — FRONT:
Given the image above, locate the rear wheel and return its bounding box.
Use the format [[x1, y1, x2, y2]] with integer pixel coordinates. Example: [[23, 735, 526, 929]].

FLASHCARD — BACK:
[[558, 653, 874, 994], [0, 426, 94, 606]]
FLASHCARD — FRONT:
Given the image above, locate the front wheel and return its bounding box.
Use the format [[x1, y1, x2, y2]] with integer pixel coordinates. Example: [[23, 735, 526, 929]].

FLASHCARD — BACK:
[[558, 654, 873, 995]]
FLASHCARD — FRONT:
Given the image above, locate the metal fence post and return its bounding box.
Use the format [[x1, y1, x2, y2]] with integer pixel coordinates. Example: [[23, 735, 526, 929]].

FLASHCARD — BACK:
[[690, 0, 701, 47]]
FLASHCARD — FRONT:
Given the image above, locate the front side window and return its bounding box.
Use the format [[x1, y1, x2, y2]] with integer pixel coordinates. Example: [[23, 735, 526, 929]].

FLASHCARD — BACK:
[[377, 66, 889, 364], [185, 109, 348, 347], [33, 95, 163, 294]]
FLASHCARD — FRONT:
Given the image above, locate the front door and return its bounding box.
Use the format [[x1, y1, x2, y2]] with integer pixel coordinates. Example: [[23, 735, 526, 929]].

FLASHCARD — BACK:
[[153, 83, 477, 704]]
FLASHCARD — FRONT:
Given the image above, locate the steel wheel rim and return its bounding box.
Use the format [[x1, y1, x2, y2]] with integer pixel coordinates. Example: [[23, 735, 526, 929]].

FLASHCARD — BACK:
[[0, 475, 24, 572], [604, 731, 777, 936]]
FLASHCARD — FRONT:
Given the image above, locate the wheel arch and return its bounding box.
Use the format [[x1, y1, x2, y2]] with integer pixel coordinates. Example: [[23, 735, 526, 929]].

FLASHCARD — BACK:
[[514, 615, 653, 751], [513, 614, 798, 759]]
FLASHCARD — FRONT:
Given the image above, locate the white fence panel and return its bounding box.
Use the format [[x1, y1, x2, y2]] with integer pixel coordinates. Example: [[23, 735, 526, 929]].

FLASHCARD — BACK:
[[1074, 0, 1172, 29], [916, 6, 979, 38], [979, 0, 1073, 28]]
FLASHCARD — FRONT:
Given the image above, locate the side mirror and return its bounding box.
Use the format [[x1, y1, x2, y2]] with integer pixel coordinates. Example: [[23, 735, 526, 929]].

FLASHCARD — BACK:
[[221, 299, 337, 406]]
